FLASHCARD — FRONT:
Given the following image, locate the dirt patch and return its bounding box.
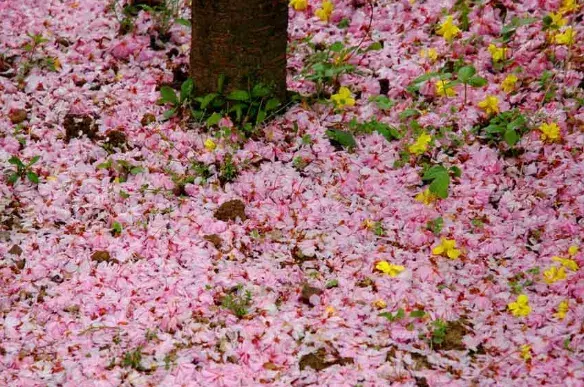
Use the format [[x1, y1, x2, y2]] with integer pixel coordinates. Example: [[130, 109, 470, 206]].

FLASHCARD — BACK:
[[299, 348, 353, 371], [204, 234, 223, 249], [104, 130, 127, 149], [415, 376, 430, 387], [356, 277, 377, 292], [8, 245, 23, 256], [410, 352, 432, 370], [9, 109, 27, 124], [214, 200, 247, 222], [435, 320, 470, 351], [300, 283, 323, 306], [64, 113, 98, 142], [141, 113, 156, 126], [292, 245, 316, 264], [91, 251, 118, 264]]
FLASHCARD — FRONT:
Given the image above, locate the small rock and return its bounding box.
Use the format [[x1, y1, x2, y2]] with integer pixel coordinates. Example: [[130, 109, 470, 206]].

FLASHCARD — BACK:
[[91, 250, 118, 264], [214, 200, 247, 222], [63, 113, 98, 142], [8, 245, 23, 256], [9, 109, 27, 124]]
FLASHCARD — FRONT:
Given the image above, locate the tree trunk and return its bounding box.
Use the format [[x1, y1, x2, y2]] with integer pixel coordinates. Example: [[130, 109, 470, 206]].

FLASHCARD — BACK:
[[190, 0, 288, 101]]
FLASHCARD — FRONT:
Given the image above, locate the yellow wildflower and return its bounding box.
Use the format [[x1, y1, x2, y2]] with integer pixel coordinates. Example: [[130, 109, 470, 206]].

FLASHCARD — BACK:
[[501, 74, 518, 93], [432, 238, 462, 259], [408, 132, 432, 155], [548, 12, 568, 27], [554, 300, 569, 320], [508, 294, 531, 317], [478, 95, 500, 115], [331, 86, 355, 109], [420, 48, 438, 62], [315, 0, 334, 22], [539, 122, 561, 142], [488, 44, 507, 62], [204, 138, 217, 151], [436, 16, 461, 42], [325, 305, 336, 317], [435, 81, 456, 97], [559, 0, 579, 14], [375, 261, 405, 277], [543, 266, 566, 284], [363, 219, 375, 230], [520, 344, 532, 361], [568, 245, 579, 256], [415, 188, 437, 205], [554, 27, 576, 45], [46, 176, 58, 182], [289, 0, 308, 11], [551, 256, 579, 271], [373, 299, 387, 309]]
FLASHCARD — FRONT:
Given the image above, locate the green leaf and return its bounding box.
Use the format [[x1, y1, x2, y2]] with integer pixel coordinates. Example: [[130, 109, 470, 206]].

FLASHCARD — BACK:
[[112, 221, 122, 235], [8, 156, 24, 168], [265, 98, 280, 112], [457, 66, 476, 82], [180, 78, 194, 102], [26, 171, 39, 184], [375, 125, 401, 142], [175, 18, 191, 27], [427, 217, 443, 235], [329, 42, 344, 52], [366, 41, 383, 51], [325, 279, 339, 289], [503, 128, 519, 146], [27, 156, 40, 166], [468, 76, 488, 87], [163, 108, 177, 120], [422, 165, 448, 181], [399, 109, 419, 120], [7, 173, 19, 184], [337, 18, 350, 28], [159, 86, 178, 105], [410, 310, 426, 318], [197, 93, 218, 109], [227, 90, 250, 101], [130, 167, 144, 175], [395, 308, 405, 320], [369, 95, 395, 110], [119, 190, 130, 199], [256, 110, 267, 125], [325, 129, 357, 150], [251, 83, 270, 98], [429, 173, 450, 199], [449, 166, 462, 178], [206, 112, 222, 127]]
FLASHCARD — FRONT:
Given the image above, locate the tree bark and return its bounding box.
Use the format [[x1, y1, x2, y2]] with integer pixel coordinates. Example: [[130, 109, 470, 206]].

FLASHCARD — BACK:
[[190, 0, 288, 101]]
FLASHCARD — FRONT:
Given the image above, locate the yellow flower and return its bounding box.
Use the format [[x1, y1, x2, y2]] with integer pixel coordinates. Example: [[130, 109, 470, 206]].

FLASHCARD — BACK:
[[204, 138, 217, 151], [363, 219, 375, 229], [331, 86, 355, 109], [415, 188, 436, 205], [436, 16, 461, 42], [315, 0, 334, 22], [289, 0, 308, 11], [432, 238, 462, 259], [559, 0, 579, 14], [548, 12, 568, 27], [373, 299, 387, 309], [375, 261, 405, 277], [551, 256, 579, 271], [520, 344, 532, 361], [539, 122, 561, 142], [543, 266, 567, 284], [325, 305, 336, 317], [488, 44, 507, 62], [408, 132, 432, 155], [435, 81, 456, 97], [554, 300, 569, 320], [568, 245, 579, 256], [419, 48, 438, 62], [501, 74, 518, 93], [554, 27, 576, 45], [508, 294, 531, 317], [46, 176, 58, 182], [478, 95, 500, 115]]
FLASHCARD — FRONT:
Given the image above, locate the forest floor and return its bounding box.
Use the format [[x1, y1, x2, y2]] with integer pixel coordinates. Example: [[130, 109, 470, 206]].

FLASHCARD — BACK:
[[1, 0, 583, 385]]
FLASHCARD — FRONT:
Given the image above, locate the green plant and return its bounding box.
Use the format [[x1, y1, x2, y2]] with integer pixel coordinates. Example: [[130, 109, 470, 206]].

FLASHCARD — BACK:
[[421, 164, 461, 199], [325, 129, 357, 150], [122, 347, 144, 370], [97, 158, 145, 183], [111, 221, 123, 236], [430, 319, 448, 346], [7, 155, 40, 185], [218, 154, 238, 184], [348, 118, 401, 142], [137, 0, 189, 37], [18, 33, 58, 78], [448, 65, 488, 105], [426, 217, 444, 235], [221, 286, 253, 318], [379, 308, 405, 322], [474, 109, 529, 148], [158, 78, 194, 119]]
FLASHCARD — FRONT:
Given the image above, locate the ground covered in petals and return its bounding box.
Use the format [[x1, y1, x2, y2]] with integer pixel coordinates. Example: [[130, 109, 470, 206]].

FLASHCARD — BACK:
[[1, 0, 584, 386]]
